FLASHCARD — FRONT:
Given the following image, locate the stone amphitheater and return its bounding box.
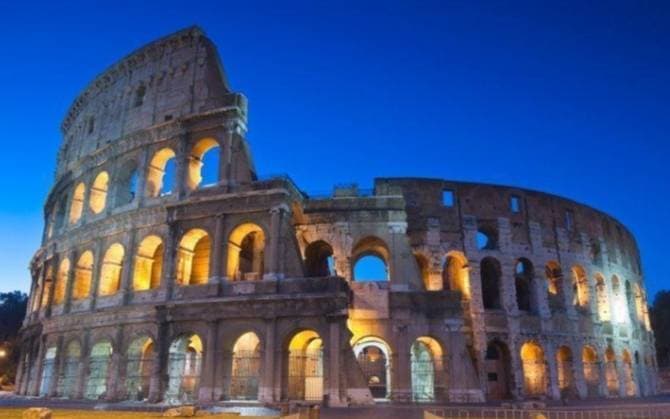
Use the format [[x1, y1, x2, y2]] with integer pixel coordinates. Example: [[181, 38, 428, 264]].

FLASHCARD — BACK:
[[16, 27, 658, 407]]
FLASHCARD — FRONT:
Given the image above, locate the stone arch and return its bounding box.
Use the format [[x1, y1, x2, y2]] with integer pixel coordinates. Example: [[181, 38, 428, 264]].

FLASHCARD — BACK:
[[633, 283, 646, 325], [165, 333, 204, 403], [125, 335, 155, 401], [514, 258, 535, 312], [582, 345, 600, 397], [40, 265, 54, 309], [485, 339, 513, 400], [411, 336, 443, 402], [114, 159, 139, 206], [571, 265, 589, 308], [73, 250, 94, 300], [227, 331, 262, 400], [69, 182, 86, 224], [133, 235, 164, 291], [89, 171, 109, 214], [146, 148, 177, 197], [352, 236, 390, 282], [39, 346, 58, 396], [605, 346, 619, 396], [594, 273, 610, 321], [622, 349, 636, 396], [285, 329, 324, 401], [520, 341, 547, 397], [176, 228, 211, 286], [545, 261, 565, 312], [480, 257, 502, 310], [98, 243, 124, 296], [227, 223, 266, 281], [443, 251, 470, 299], [353, 336, 392, 399], [414, 252, 431, 290], [53, 258, 70, 305], [556, 345, 576, 397], [304, 240, 335, 277], [85, 340, 113, 400], [57, 339, 81, 398], [187, 137, 221, 190]]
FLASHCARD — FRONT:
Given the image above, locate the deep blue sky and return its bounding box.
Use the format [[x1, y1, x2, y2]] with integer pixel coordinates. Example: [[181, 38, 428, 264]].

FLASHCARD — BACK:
[[1, 1, 668, 300]]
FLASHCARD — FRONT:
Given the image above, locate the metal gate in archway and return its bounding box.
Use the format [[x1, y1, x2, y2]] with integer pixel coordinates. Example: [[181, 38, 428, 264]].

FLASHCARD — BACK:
[[228, 350, 261, 400], [287, 349, 323, 401], [356, 347, 389, 399], [125, 355, 153, 401]]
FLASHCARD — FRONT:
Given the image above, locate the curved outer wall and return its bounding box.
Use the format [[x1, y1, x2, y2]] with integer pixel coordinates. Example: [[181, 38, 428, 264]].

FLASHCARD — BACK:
[[18, 27, 658, 406]]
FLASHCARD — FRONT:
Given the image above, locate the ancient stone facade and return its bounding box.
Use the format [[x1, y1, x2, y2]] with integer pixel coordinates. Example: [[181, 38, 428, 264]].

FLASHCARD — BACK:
[[18, 27, 658, 407]]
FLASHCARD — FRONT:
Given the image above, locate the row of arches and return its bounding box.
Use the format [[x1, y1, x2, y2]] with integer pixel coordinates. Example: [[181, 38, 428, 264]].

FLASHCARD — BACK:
[[49, 138, 222, 235]]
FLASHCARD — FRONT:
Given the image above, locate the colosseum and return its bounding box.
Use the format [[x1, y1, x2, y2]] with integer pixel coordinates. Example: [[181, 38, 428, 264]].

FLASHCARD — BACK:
[[16, 27, 658, 407]]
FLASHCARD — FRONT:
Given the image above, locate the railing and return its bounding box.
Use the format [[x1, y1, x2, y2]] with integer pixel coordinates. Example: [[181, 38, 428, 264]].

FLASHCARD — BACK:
[[425, 408, 670, 419]]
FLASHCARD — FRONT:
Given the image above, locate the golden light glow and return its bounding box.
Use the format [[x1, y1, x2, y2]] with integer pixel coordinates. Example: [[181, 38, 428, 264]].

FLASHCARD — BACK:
[[89, 171, 109, 214], [520, 341, 546, 396], [98, 243, 124, 296], [176, 228, 211, 285], [40, 266, 53, 308], [571, 265, 589, 307], [133, 235, 163, 291], [72, 251, 94, 300], [595, 273, 610, 321], [69, 182, 86, 224], [227, 223, 265, 280], [443, 251, 470, 299], [53, 259, 70, 305], [187, 138, 219, 190], [145, 148, 176, 197]]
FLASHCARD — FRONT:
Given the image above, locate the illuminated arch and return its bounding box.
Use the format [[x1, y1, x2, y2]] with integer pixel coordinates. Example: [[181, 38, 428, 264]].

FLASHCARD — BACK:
[[89, 171, 109, 214], [53, 258, 70, 305], [582, 346, 600, 397], [520, 341, 547, 397], [227, 223, 265, 280], [176, 229, 211, 285], [286, 330, 324, 401], [146, 148, 177, 197], [72, 251, 94, 300], [443, 251, 470, 299], [605, 346, 619, 395], [353, 336, 392, 399], [622, 349, 636, 396], [98, 243, 124, 296], [133, 235, 163, 291], [545, 261, 565, 312], [165, 334, 203, 403], [125, 336, 154, 401], [57, 340, 81, 397], [85, 340, 113, 400], [556, 346, 575, 396], [69, 182, 86, 224], [595, 273, 610, 321], [571, 265, 589, 308], [352, 236, 390, 282], [187, 138, 220, 190], [228, 332, 261, 400], [411, 336, 443, 402]]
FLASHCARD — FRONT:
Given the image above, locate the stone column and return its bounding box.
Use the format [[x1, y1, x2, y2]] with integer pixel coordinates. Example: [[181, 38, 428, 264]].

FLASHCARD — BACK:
[[106, 327, 125, 401], [210, 214, 225, 283], [390, 323, 411, 403], [264, 206, 285, 280], [259, 318, 277, 403], [63, 250, 77, 314], [220, 126, 234, 188], [326, 316, 347, 406], [571, 344, 587, 399], [198, 321, 219, 401], [44, 254, 59, 318], [120, 230, 137, 304], [216, 348, 231, 401], [90, 239, 105, 310], [135, 147, 150, 207], [29, 338, 46, 396], [75, 331, 91, 399], [162, 221, 178, 300], [148, 320, 168, 403], [545, 343, 561, 400], [48, 336, 65, 397], [175, 135, 188, 199]]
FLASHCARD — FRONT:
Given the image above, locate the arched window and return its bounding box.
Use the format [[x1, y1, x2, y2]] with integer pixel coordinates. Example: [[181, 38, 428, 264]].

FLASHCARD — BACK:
[[520, 341, 547, 397], [133, 235, 163, 291], [411, 337, 443, 402], [545, 261, 564, 312], [187, 138, 220, 190], [40, 266, 53, 309], [98, 243, 124, 296], [605, 346, 619, 395], [475, 228, 497, 250], [595, 274, 610, 321], [55, 198, 68, 231], [114, 160, 139, 206], [53, 259, 70, 305], [571, 265, 589, 308], [69, 183, 86, 224], [85, 341, 113, 400], [57, 340, 81, 398], [514, 258, 534, 312], [89, 171, 109, 214], [227, 223, 266, 281], [622, 349, 636, 396], [228, 332, 262, 400], [39, 346, 57, 396], [556, 346, 575, 397], [165, 334, 203, 403], [353, 337, 392, 399], [414, 253, 430, 290], [304, 240, 335, 277], [480, 257, 501, 309], [176, 229, 211, 285], [633, 283, 646, 325], [146, 148, 177, 197], [73, 251, 94, 300], [286, 330, 324, 401], [352, 236, 390, 282], [582, 346, 599, 397], [125, 336, 154, 401], [442, 252, 470, 299]]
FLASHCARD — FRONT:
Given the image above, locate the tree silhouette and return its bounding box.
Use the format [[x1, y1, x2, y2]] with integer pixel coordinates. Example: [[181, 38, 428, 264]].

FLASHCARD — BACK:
[[0, 291, 27, 387], [650, 290, 670, 368]]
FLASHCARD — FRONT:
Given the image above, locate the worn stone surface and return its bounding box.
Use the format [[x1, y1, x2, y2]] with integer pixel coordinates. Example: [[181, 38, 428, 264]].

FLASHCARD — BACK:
[[16, 26, 658, 410], [22, 408, 52, 419]]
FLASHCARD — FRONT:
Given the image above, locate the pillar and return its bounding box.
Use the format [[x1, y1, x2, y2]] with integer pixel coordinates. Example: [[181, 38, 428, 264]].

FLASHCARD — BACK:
[[148, 320, 168, 403], [210, 214, 225, 283], [90, 240, 105, 309], [390, 323, 411, 403], [264, 206, 284, 280], [120, 229, 137, 304], [546, 343, 561, 400], [572, 345, 588, 399], [259, 318, 277, 402], [162, 222, 178, 300], [175, 135, 188, 199], [106, 328, 124, 401], [74, 331, 90, 399], [29, 338, 46, 396], [327, 316, 347, 406], [63, 250, 77, 313], [198, 321, 219, 401], [47, 336, 64, 397]]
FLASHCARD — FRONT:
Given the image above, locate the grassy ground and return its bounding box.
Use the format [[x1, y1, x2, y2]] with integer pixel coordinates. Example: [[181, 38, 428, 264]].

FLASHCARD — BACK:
[[0, 409, 278, 419]]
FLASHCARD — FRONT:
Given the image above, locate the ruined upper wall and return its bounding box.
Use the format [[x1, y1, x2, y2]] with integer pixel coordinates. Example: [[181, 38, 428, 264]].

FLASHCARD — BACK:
[[56, 26, 240, 177]]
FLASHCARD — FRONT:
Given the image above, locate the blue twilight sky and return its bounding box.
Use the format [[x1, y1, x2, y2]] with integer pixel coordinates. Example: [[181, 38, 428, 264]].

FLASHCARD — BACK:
[[0, 1, 668, 299]]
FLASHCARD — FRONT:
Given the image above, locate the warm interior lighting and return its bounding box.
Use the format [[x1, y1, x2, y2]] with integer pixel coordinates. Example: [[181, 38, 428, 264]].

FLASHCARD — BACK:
[[227, 223, 265, 280], [133, 235, 163, 291], [73, 251, 94, 300], [98, 243, 124, 296], [89, 171, 109, 214], [187, 138, 220, 190], [146, 148, 177, 197], [176, 228, 211, 285], [69, 182, 86, 224]]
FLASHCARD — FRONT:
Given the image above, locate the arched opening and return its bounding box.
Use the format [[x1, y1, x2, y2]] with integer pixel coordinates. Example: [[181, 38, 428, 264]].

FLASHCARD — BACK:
[[612, 276, 627, 323], [622, 350, 636, 396], [353, 337, 392, 400], [89, 171, 109, 214], [476, 227, 497, 250], [39, 347, 57, 396], [114, 160, 139, 206], [414, 253, 431, 290], [480, 257, 502, 309], [188, 138, 220, 189], [515, 258, 534, 312], [352, 237, 390, 282], [228, 332, 261, 400], [485, 340, 512, 400], [571, 265, 589, 308], [54, 198, 68, 231], [595, 274, 610, 321], [582, 346, 600, 397], [146, 148, 177, 197], [304, 240, 335, 277], [411, 337, 442, 402], [126, 336, 154, 401], [227, 223, 265, 281], [520, 341, 547, 397], [605, 346, 619, 396], [73, 251, 94, 300], [133, 235, 163, 291], [69, 182, 86, 224], [98, 243, 124, 296], [40, 266, 53, 309], [85, 340, 113, 400], [53, 259, 70, 305], [286, 330, 324, 401], [556, 346, 575, 398], [165, 334, 203, 404], [545, 261, 565, 312], [57, 340, 80, 398], [176, 229, 211, 286], [633, 283, 646, 326], [442, 252, 470, 299]]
